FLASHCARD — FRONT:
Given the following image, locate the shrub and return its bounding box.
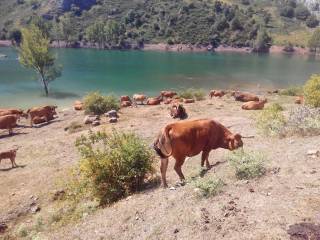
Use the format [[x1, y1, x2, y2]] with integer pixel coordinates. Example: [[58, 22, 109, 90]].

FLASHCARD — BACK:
[[193, 89, 206, 101], [284, 106, 320, 136], [303, 74, 320, 107], [227, 149, 266, 179], [194, 177, 225, 198], [74, 130, 155, 205], [295, 5, 311, 20], [256, 103, 286, 136], [83, 92, 120, 115], [306, 15, 319, 28], [280, 86, 303, 96], [179, 88, 206, 100]]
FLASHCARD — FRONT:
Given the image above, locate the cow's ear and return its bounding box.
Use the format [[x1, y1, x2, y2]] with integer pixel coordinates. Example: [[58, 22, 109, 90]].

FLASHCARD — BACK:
[[234, 134, 242, 141]]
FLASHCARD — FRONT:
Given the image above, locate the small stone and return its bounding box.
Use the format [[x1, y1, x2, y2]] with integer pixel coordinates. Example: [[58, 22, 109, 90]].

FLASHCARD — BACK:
[[310, 170, 317, 174], [105, 110, 119, 118], [307, 150, 319, 156], [109, 117, 118, 123], [30, 205, 41, 214], [169, 186, 176, 190], [173, 228, 179, 234], [223, 212, 229, 217], [84, 115, 99, 124], [267, 192, 271, 196], [92, 120, 100, 126], [52, 189, 65, 201], [249, 188, 255, 193], [11, 193, 15, 196], [0, 222, 8, 233]]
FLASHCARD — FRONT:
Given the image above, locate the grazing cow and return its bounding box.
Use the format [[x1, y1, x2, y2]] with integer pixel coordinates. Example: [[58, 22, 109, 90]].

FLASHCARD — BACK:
[[295, 96, 304, 105], [209, 90, 225, 98], [0, 115, 19, 135], [0, 109, 28, 118], [27, 105, 57, 127], [170, 104, 188, 120], [153, 119, 243, 187], [161, 91, 177, 99], [183, 98, 195, 104], [133, 94, 147, 105], [242, 99, 268, 110], [0, 148, 18, 168], [121, 101, 132, 108], [120, 95, 131, 102], [74, 101, 84, 111], [232, 91, 259, 102], [147, 96, 162, 106]]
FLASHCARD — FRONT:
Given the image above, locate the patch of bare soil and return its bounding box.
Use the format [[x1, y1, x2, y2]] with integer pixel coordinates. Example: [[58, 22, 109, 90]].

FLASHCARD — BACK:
[[1, 95, 320, 240]]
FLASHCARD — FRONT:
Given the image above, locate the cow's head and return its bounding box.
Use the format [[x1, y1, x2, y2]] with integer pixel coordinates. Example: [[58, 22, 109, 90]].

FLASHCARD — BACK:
[[226, 134, 243, 150]]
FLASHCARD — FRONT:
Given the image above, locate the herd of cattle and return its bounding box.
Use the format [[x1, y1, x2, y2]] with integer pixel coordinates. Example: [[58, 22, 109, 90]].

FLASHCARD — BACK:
[[0, 89, 299, 180]]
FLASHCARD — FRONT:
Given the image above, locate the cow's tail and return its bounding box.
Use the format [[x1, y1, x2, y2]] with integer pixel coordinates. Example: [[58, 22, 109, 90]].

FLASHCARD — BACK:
[[153, 126, 172, 158]]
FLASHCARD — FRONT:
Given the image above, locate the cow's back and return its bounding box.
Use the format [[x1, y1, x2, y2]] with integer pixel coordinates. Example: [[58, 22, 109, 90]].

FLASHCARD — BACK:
[[0, 115, 18, 128], [168, 119, 223, 158]]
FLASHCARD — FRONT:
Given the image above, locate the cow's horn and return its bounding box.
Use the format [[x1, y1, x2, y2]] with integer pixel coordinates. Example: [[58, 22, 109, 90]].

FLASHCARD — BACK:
[[241, 135, 255, 139]]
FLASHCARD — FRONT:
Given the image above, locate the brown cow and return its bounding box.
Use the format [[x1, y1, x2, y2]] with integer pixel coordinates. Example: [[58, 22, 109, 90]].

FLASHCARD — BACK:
[[27, 106, 57, 127], [121, 101, 132, 108], [153, 119, 243, 187], [232, 91, 259, 102], [133, 94, 147, 105], [0, 109, 28, 118], [241, 99, 268, 110], [161, 91, 177, 99], [0, 148, 18, 168], [170, 104, 188, 120], [147, 96, 162, 105], [295, 96, 304, 105], [74, 101, 84, 111], [120, 95, 131, 102], [183, 98, 195, 104], [0, 115, 19, 135], [209, 90, 225, 98]]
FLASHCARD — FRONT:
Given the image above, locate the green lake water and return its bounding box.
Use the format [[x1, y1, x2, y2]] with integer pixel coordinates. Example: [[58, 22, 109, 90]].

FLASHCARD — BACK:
[[0, 47, 319, 108]]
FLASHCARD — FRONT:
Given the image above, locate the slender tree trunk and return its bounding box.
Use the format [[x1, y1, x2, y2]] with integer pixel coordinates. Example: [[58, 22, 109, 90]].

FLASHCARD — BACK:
[[40, 74, 49, 96]]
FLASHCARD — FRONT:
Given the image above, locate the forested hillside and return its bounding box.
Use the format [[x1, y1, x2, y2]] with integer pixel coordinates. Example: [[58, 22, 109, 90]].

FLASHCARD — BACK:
[[0, 0, 318, 50]]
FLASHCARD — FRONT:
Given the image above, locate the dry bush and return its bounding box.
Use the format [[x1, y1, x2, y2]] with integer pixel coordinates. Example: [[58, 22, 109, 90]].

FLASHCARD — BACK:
[[83, 92, 119, 115], [193, 177, 225, 198]]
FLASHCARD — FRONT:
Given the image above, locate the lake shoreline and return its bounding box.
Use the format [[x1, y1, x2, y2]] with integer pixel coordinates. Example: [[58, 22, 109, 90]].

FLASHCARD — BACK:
[[0, 40, 313, 55]]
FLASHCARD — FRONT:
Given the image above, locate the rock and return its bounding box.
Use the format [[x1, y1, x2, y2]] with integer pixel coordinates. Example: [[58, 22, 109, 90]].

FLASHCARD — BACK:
[[173, 228, 179, 234], [267, 192, 271, 196], [0, 222, 8, 233], [249, 188, 255, 193], [30, 205, 41, 214], [52, 189, 65, 201], [105, 110, 119, 118], [109, 117, 118, 123], [169, 186, 176, 190], [84, 115, 99, 124], [307, 150, 319, 156], [92, 120, 100, 126], [74, 100, 84, 111]]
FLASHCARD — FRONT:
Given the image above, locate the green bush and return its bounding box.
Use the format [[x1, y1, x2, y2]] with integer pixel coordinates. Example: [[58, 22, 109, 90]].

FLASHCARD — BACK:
[[303, 74, 320, 108], [227, 149, 266, 180], [280, 86, 303, 96], [179, 88, 206, 100], [256, 103, 286, 136], [74, 130, 155, 205], [83, 92, 120, 115], [193, 89, 206, 101], [194, 177, 225, 198]]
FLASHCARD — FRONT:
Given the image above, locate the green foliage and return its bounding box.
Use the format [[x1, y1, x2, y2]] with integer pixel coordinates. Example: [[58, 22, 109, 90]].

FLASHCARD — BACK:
[[194, 177, 225, 198], [280, 6, 295, 18], [280, 86, 303, 96], [227, 149, 266, 180], [256, 103, 286, 136], [73, 130, 155, 205], [253, 28, 272, 53], [19, 24, 62, 96], [295, 5, 310, 20], [309, 28, 320, 52], [83, 92, 120, 115], [179, 88, 205, 100], [306, 15, 319, 28], [303, 74, 320, 107], [85, 20, 106, 48]]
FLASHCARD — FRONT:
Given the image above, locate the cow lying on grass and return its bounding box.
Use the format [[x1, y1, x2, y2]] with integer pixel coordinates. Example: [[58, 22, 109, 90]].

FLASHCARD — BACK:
[[27, 105, 57, 127], [154, 119, 243, 187], [0, 148, 19, 168], [242, 99, 267, 110], [232, 91, 259, 102]]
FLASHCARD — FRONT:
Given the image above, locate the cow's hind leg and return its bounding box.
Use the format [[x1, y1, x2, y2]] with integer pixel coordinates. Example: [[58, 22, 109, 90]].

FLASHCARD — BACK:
[[201, 150, 211, 169], [174, 157, 186, 183], [160, 158, 169, 188]]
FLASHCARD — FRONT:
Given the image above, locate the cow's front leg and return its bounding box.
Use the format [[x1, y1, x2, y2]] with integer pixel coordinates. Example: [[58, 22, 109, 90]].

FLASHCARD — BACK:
[[174, 157, 186, 183], [201, 151, 211, 169], [160, 157, 169, 188]]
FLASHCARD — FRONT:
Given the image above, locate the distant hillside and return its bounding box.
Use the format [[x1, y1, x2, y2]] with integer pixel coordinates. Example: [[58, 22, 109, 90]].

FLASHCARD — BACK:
[[0, 0, 318, 49]]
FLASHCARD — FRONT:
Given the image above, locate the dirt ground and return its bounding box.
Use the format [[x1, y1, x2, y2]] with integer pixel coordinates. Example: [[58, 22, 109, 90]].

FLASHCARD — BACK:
[[1, 94, 320, 240]]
